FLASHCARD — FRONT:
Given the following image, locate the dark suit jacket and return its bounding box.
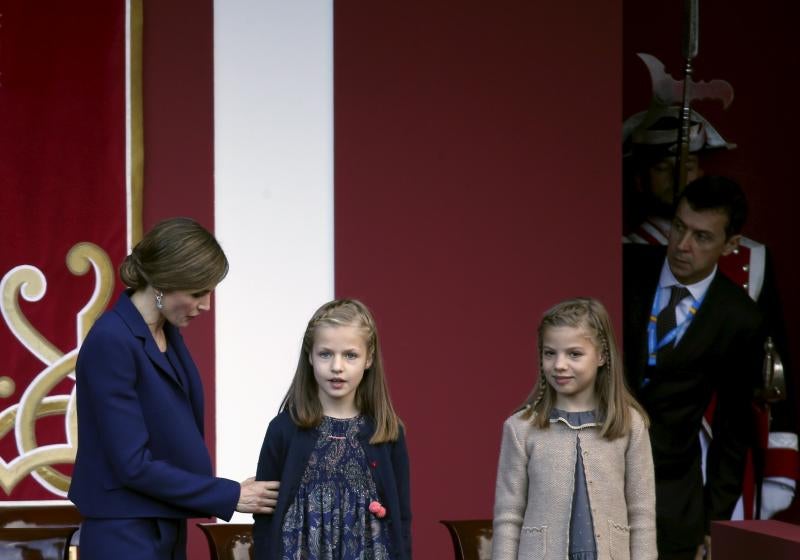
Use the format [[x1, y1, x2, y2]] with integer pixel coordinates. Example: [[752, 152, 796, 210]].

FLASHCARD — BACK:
[[253, 411, 412, 560], [623, 245, 764, 553], [69, 290, 239, 520]]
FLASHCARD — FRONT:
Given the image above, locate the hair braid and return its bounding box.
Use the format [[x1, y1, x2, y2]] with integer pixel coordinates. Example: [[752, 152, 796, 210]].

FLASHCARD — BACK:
[[530, 373, 547, 410]]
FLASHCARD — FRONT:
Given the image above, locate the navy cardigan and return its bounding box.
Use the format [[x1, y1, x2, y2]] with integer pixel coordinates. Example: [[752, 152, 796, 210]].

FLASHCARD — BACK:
[[252, 411, 412, 559]]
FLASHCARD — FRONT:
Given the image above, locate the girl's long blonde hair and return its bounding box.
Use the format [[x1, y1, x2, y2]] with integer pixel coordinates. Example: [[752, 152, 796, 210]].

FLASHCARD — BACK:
[[280, 299, 401, 444], [521, 297, 648, 439]]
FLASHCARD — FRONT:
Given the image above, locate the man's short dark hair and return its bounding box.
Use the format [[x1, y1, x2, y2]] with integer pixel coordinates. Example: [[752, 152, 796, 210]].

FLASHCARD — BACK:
[[679, 175, 748, 238]]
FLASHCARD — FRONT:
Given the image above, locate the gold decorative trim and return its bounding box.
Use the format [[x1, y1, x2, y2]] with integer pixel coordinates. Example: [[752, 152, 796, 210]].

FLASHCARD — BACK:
[[130, 0, 144, 246], [67, 242, 115, 343], [1, 267, 64, 366], [0, 244, 113, 495]]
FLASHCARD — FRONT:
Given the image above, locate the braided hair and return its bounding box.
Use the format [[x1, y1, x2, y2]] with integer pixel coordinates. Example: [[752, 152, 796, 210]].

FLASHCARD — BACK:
[[520, 297, 648, 440]]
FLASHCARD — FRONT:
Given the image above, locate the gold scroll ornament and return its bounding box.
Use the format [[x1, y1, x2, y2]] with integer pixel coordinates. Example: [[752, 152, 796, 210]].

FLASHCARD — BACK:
[[0, 242, 113, 496]]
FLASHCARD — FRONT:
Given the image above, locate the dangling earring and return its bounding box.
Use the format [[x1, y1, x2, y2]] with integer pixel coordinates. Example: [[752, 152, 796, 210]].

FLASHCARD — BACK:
[[155, 290, 164, 310]]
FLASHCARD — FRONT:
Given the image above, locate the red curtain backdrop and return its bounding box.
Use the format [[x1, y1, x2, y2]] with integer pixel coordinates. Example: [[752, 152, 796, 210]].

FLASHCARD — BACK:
[[140, 1, 216, 558], [334, 1, 623, 557], [0, 1, 128, 501]]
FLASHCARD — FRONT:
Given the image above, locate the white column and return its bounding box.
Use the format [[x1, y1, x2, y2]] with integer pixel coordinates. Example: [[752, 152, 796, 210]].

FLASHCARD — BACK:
[[213, 0, 334, 522]]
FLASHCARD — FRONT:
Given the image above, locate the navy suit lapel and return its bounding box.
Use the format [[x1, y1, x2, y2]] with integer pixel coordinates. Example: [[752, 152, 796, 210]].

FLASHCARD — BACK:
[[143, 335, 183, 387], [164, 324, 206, 431], [113, 291, 190, 392]]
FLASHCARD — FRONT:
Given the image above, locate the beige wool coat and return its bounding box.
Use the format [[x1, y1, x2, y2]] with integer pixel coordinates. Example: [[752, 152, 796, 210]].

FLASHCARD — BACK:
[[492, 407, 657, 560]]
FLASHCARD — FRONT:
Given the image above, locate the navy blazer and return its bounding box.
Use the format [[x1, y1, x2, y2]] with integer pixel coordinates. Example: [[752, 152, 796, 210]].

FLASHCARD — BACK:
[[69, 290, 239, 520], [253, 411, 412, 560]]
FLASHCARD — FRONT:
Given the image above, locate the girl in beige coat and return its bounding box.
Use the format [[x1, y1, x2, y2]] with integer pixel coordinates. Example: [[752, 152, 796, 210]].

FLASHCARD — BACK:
[[492, 298, 656, 560]]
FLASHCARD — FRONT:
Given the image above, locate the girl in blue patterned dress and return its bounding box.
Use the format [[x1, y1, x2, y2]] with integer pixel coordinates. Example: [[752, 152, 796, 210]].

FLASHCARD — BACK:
[[253, 299, 411, 560]]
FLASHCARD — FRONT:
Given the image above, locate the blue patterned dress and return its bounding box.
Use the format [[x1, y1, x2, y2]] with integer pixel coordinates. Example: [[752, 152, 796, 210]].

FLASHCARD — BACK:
[[281, 416, 392, 560], [550, 408, 599, 560]]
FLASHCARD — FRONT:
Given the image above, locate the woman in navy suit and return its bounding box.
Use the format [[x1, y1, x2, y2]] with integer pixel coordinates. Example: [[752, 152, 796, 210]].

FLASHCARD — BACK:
[[69, 217, 278, 559]]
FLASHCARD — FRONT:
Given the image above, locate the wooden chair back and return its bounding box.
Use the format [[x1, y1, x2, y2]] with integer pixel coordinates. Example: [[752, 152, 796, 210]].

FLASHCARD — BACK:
[[0, 504, 82, 559], [0, 505, 82, 528], [439, 519, 493, 560], [0, 526, 79, 560], [197, 522, 254, 560]]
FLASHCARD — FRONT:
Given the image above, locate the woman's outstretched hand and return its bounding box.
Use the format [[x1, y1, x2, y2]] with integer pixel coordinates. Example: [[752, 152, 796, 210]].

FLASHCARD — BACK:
[[237, 477, 280, 514]]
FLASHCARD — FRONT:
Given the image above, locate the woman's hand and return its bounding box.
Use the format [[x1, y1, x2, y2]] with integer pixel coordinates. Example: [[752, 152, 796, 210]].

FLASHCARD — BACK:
[[236, 477, 279, 514]]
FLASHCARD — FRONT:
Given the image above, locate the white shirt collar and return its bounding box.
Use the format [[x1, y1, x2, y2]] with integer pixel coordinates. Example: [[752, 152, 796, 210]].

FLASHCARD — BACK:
[[658, 258, 717, 301]]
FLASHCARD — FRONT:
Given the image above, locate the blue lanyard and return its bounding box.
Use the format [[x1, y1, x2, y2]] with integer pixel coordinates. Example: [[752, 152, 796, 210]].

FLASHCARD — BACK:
[[647, 287, 703, 366]]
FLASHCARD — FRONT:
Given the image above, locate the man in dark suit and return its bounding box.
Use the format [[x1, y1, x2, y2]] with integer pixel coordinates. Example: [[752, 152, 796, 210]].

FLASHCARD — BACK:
[[623, 98, 797, 522], [623, 176, 765, 560]]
